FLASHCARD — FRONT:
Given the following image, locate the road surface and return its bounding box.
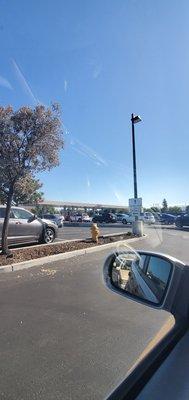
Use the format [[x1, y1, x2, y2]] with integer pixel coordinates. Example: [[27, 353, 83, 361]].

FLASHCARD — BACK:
[[0, 225, 188, 399], [56, 223, 131, 241]]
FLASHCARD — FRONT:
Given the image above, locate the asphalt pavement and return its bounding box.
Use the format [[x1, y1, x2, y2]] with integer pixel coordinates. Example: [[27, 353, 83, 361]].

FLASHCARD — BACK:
[[0, 225, 188, 399], [56, 223, 131, 241]]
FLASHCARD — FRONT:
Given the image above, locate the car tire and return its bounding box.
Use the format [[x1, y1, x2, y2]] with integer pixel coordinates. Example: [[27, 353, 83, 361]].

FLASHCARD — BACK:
[[176, 222, 183, 229], [122, 219, 127, 224], [43, 227, 55, 244]]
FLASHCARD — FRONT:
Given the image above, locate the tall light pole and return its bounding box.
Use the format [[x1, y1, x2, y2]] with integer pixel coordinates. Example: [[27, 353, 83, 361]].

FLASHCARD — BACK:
[[131, 113, 141, 199]]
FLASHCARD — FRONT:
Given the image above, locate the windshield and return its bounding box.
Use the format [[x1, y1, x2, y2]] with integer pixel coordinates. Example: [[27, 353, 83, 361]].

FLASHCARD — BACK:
[[0, 1, 188, 399]]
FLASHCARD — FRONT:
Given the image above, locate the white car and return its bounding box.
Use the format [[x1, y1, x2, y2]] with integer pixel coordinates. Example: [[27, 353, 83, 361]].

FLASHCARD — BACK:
[[122, 214, 135, 224], [82, 214, 92, 222], [70, 213, 92, 223], [141, 212, 155, 224], [42, 214, 64, 228], [122, 212, 155, 225]]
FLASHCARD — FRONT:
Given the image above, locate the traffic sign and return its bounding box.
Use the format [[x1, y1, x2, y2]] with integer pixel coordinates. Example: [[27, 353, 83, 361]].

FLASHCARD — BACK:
[[129, 198, 143, 216]]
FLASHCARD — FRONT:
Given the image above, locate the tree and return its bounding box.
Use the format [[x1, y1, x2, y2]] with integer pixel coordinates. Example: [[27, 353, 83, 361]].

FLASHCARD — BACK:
[[31, 205, 57, 216], [161, 198, 168, 212], [0, 174, 44, 205], [0, 104, 63, 255], [168, 206, 182, 215], [151, 207, 160, 213], [186, 205, 189, 214], [14, 174, 43, 205]]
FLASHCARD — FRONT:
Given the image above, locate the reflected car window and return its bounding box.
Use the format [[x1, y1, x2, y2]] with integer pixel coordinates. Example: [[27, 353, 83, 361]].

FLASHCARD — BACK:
[[146, 257, 172, 298], [136, 255, 146, 271]]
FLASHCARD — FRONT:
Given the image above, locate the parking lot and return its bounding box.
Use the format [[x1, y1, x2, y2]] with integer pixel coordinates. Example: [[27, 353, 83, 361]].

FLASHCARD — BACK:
[[0, 224, 188, 399], [55, 222, 186, 242], [55, 223, 131, 241]]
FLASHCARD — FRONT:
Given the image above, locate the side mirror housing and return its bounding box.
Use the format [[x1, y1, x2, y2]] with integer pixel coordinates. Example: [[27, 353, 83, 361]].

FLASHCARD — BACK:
[[103, 250, 189, 320], [27, 214, 36, 223]]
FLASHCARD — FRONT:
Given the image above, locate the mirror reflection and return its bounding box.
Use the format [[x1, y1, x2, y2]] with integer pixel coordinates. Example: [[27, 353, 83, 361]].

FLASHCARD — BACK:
[[111, 252, 172, 304]]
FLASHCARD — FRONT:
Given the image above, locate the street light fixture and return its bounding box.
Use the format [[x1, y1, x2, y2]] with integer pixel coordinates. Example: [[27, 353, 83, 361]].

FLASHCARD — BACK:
[[132, 115, 142, 124], [131, 113, 142, 199]]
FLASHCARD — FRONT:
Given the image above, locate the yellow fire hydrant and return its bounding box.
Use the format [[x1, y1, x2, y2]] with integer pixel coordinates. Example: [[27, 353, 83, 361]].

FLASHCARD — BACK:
[[91, 223, 100, 243]]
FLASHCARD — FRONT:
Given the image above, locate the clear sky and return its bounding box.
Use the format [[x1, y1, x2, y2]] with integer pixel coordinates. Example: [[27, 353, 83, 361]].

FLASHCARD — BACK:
[[0, 0, 189, 207]]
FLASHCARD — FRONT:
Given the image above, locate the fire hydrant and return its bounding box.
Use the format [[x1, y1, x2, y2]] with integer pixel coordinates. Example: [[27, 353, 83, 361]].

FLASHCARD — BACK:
[[91, 223, 100, 243]]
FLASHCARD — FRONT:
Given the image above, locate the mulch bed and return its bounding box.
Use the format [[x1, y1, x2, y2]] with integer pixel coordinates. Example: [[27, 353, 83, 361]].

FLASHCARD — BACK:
[[0, 232, 135, 266]]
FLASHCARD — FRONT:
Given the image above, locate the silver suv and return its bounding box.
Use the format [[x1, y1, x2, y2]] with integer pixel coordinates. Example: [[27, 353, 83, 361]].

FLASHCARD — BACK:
[[0, 206, 58, 246]]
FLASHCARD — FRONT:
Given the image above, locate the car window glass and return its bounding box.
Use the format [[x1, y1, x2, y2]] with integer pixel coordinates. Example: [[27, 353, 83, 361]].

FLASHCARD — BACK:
[[136, 255, 146, 271], [146, 257, 172, 293], [12, 208, 32, 220], [0, 209, 14, 218]]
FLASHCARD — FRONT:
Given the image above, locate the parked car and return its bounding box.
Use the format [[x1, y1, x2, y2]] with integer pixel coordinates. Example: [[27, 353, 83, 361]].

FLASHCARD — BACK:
[[92, 212, 117, 223], [116, 213, 132, 223], [160, 213, 176, 225], [42, 213, 64, 227], [116, 213, 125, 222], [82, 213, 92, 222], [0, 206, 58, 246], [121, 213, 135, 224], [175, 213, 189, 228], [69, 213, 92, 222], [141, 212, 155, 224]]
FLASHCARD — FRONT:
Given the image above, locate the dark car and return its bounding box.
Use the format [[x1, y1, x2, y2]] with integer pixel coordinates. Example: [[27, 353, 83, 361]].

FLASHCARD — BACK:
[[160, 213, 176, 225], [175, 213, 189, 228], [92, 212, 117, 223]]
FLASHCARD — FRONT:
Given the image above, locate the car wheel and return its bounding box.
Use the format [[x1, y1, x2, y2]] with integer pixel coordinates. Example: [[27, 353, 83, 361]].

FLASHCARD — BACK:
[[122, 219, 127, 224], [43, 227, 55, 244], [176, 222, 183, 229]]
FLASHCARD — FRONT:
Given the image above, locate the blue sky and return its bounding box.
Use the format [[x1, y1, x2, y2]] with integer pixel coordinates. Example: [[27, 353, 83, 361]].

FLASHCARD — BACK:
[[0, 0, 189, 207]]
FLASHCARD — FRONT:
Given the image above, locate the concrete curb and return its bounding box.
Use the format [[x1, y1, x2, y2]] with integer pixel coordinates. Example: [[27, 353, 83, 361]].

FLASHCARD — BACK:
[[10, 231, 131, 252], [0, 235, 147, 273]]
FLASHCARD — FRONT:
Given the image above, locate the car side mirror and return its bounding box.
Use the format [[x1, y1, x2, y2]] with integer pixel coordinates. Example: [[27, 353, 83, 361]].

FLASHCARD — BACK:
[[27, 214, 36, 223], [103, 250, 189, 319]]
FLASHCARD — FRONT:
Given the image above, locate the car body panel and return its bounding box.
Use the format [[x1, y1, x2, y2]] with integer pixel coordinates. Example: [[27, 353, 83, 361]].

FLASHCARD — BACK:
[[116, 213, 130, 222], [176, 213, 189, 227], [160, 213, 176, 224], [121, 213, 135, 224], [12, 207, 42, 242], [0, 206, 58, 246], [136, 329, 189, 400], [42, 214, 64, 227], [92, 212, 117, 223]]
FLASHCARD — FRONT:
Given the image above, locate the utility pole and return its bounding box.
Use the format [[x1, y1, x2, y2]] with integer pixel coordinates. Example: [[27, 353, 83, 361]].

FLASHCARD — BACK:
[[131, 113, 141, 199], [130, 114, 143, 236]]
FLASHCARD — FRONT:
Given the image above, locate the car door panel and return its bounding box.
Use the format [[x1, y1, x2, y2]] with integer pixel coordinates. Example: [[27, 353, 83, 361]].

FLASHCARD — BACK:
[[11, 208, 42, 244], [137, 330, 189, 400], [183, 214, 189, 226], [0, 210, 20, 245]]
